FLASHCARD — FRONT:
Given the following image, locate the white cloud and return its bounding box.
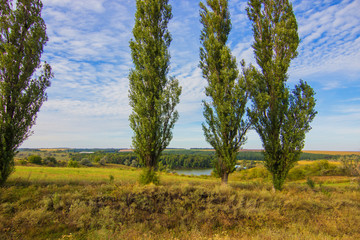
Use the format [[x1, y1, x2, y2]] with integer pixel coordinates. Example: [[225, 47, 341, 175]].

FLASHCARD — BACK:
[[20, 0, 360, 150]]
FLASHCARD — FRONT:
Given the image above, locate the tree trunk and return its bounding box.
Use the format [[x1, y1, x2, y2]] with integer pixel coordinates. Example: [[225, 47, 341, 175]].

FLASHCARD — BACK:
[[221, 172, 229, 185], [272, 173, 284, 191]]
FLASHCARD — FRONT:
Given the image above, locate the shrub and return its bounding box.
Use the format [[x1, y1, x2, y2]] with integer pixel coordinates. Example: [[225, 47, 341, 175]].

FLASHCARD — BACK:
[[306, 177, 316, 189], [340, 155, 360, 176], [139, 168, 159, 185], [109, 175, 114, 182], [43, 157, 57, 166], [99, 157, 107, 166], [131, 159, 139, 168], [80, 158, 93, 167], [288, 160, 343, 181], [68, 160, 79, 168], [287, 167, 306, 181], [27, 155, 42, 165], [19, 159, 28, 165]]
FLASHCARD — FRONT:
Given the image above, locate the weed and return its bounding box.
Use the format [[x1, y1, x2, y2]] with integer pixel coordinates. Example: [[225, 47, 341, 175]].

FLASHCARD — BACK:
[[109, 175, 114, 182], [306, 177, 316, 189]]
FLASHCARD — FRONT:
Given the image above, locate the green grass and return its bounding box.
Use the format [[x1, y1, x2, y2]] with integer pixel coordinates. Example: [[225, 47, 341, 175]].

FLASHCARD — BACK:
[[1, 164, 359, 239], [9, 165, 220, 187], [10, 165, 139, 183]]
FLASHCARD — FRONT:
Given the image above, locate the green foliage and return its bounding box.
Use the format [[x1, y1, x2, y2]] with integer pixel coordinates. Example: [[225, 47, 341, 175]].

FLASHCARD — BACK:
[[246, 0, 317, 190], [199, 0, 249, 184], [0, 0, 52, 185], [130, 159, 138, 168], [67, 160, 79, 168], [27, 155, 42, 165], [306, 177, 316, 189], [139, 167, 159, 185], [99, 157, 106, 166], [287, 160, 344, 181], [128, 0, 181, 183], [42, 156, 57, 166], [236, 166, 270, 180], [80, 158, 93, 167], [340, 155, 360, 176], [19, 159, 28, 165], [238, 160, 344, 181], [109, 175, 114, 182]]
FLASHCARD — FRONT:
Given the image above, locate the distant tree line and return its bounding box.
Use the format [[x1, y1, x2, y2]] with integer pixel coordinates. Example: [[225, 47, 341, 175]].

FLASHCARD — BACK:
[[70, 152, 214, 169], [236, 152, 337, 161], [66, 151, 338, 169]]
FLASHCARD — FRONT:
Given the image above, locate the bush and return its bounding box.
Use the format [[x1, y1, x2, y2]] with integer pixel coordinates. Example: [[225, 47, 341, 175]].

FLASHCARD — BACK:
[[237, 166, 270, 180], [139, 168, 159, 185], [288, 160, 344, 181], [306, 177, 316, 189], [80, 158, 93, 167], [43, 157, 57, 166], [99, 157, 107, 166], [340, 155, 360, 176], [68, 160, 79, 168], [131, 160, 139, 168], [19, 159, 28, 165], [27, 155, 42, 165]]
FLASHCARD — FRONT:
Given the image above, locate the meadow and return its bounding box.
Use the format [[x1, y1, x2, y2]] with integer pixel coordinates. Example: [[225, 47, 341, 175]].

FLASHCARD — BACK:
[[1, 158, 359, 240]]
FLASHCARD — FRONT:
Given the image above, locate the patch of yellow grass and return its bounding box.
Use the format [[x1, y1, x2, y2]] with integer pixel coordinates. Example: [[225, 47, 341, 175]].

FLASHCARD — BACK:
[[303, 150, 360, 155], [39, 148, 68, 151], [297, 160, 341, 165]]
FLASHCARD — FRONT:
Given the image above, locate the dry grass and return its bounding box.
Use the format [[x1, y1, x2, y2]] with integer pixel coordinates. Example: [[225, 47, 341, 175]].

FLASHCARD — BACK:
[[1, 164, 359, 239], [38, 148, 69, 152], [0, 176, 359, 240], [298, 160, 341, 165], [303, 150, 360, 155]]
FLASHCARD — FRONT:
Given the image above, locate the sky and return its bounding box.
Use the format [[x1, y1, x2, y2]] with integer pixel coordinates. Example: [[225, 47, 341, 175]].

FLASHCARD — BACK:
[[21, 0, 360, 151]]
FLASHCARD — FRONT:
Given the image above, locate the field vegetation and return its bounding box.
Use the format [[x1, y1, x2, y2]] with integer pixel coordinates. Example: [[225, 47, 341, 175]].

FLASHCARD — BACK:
[[15, 148, 352, 169], [1, 157, 359, 239]]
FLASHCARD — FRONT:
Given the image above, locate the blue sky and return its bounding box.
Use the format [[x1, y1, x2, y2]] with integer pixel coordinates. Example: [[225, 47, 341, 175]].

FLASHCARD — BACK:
[[21, 0, 360, 151]]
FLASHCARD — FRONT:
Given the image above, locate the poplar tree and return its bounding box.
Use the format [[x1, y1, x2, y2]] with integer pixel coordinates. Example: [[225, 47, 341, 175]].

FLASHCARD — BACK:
[[246, 0, 317, 190], [0, 0, 52, 185], [129, 0, 181, 184], [200, 0, 250, 184]]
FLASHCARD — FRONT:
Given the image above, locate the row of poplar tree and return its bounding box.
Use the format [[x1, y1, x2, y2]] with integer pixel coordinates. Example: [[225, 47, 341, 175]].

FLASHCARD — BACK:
[[128, 0, 316, 190], [0, 0, 316, 191]]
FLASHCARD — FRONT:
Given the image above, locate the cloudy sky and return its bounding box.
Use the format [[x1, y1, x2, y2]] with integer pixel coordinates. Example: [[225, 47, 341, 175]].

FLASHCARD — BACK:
[[21, 0, 360, 151]]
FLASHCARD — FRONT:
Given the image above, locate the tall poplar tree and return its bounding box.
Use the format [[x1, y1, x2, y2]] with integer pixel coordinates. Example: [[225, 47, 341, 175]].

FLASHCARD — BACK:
[[129, 0, 181, 184], [200, 0, 250, 184], [0, 0, 52, 185], [246, 0, 317, 190]]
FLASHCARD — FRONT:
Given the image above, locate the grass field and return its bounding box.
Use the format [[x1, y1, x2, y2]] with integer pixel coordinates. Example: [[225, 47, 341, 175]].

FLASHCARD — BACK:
[[9, 165, 217, 186], [1, 161, 359, 239], [303, 150, 360, 155], [297, 160, 341, 165]]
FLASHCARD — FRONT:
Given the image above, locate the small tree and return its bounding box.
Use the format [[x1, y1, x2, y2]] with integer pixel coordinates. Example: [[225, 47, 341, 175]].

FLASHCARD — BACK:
[[129, 0, 181, 184], [67, 160, 79, 168], [0, 0, 52, 185], [80, 158, 93, 167], [43, 156, 57, 166], [246, 0, 317, 190], [199, 0, 250, 184], [99, 157, 107, 166], [28, 155, 42, 165]]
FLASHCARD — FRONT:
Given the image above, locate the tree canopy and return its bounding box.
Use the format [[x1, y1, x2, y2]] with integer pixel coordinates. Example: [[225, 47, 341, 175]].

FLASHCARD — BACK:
[[0, 0, 52, 185], [246, 0, 317, 190], [129, 0, 181, 184], [199, 0, 250, 184]]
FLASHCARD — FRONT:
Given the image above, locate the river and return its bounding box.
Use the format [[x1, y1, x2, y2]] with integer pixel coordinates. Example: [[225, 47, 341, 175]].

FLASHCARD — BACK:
[[175, 168, 213, 176]]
